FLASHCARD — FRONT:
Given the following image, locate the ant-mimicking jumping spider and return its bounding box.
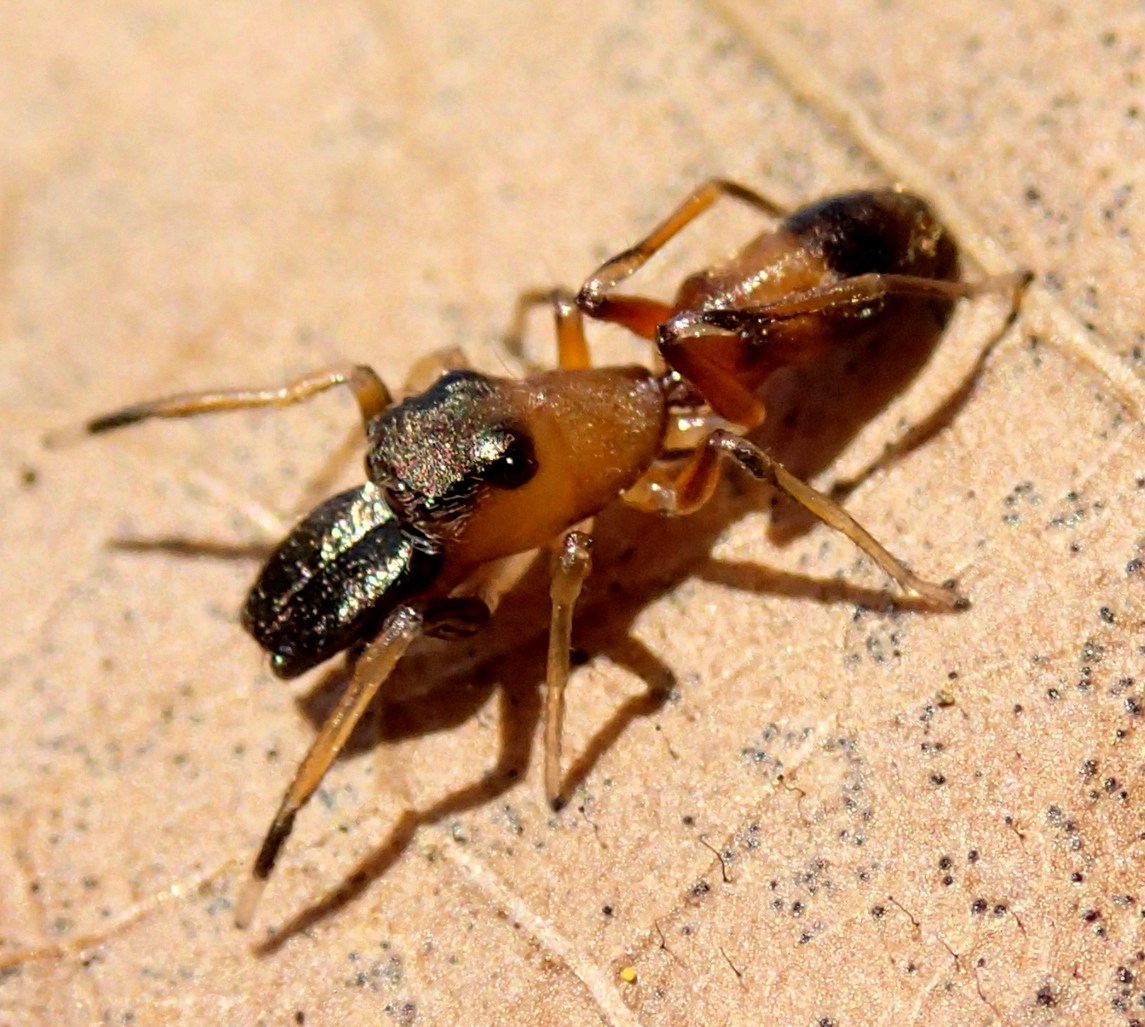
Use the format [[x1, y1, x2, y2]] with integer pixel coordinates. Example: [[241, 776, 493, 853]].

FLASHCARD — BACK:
[[84, 181, 1029, 927]]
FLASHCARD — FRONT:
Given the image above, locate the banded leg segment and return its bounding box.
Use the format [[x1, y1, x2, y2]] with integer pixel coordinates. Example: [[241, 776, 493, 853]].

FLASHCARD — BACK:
[[87, 364, 394, 435]]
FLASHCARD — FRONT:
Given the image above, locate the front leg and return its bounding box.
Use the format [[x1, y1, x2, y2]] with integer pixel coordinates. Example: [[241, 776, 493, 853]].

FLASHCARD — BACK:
[[86, 364, 395, 435]]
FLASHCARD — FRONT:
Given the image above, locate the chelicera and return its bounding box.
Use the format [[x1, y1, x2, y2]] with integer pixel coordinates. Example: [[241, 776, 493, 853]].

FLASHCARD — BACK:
[[85, 181, 1028, 926]]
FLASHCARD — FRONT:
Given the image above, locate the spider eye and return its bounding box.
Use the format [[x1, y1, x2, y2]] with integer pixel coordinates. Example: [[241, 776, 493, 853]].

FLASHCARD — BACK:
[[475, 428, 537, 490]]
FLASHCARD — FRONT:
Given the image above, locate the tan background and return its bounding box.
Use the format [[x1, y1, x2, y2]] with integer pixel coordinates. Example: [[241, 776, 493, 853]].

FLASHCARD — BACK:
[[2, 1, 1144, 1024]]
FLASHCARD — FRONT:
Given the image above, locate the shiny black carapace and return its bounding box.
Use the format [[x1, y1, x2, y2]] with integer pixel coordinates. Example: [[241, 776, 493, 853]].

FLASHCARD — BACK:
[[86, 183, 1028, 927]]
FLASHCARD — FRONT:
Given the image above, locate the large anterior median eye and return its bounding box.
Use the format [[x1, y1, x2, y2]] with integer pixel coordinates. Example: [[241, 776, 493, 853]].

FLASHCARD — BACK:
[[474, 426, 538, 489]]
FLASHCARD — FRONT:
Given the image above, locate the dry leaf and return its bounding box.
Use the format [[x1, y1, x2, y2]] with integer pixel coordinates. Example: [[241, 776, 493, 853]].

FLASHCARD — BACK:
[[2, 1, 1142, 1024]]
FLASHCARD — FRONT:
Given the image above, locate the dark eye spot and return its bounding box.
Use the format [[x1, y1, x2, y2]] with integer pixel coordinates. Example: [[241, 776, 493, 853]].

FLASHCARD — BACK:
[[476, 428, 537, 489]]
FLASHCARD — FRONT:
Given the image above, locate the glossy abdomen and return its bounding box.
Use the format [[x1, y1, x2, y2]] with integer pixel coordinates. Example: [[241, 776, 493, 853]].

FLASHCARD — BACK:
[[242, 483, 441, 678]]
